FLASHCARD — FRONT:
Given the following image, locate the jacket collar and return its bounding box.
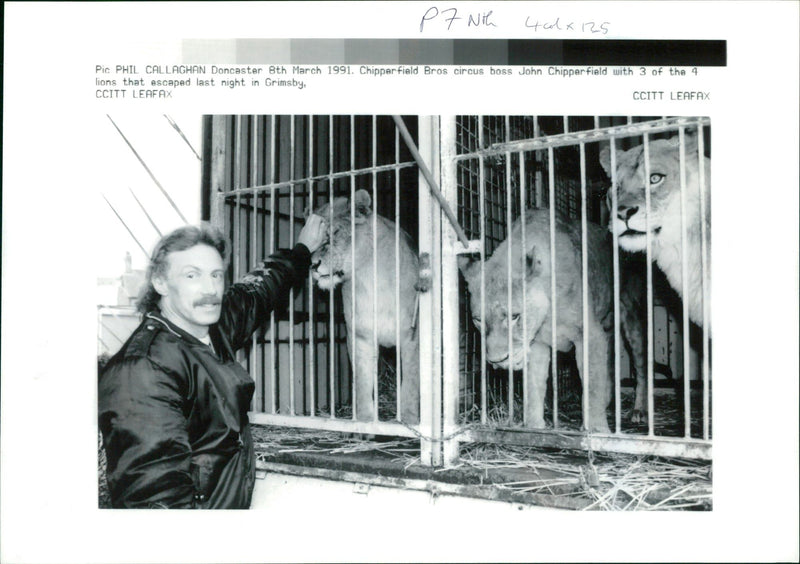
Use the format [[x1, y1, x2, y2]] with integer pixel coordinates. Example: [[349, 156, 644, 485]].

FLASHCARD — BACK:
[[145, 311, 233, 362], [145, 311, 207, 345]]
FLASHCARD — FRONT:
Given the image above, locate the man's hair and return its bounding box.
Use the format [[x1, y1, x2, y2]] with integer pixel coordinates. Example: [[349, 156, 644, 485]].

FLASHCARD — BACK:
[[137, 223, 230, 314]]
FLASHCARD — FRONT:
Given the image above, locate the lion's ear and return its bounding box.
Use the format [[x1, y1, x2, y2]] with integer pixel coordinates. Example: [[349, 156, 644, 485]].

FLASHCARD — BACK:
[[599, 144, 612, 177], [682, 128, 699, 154], [525, 246, 543, 279], [353, 189, 372, 223], [667, 129, 699, 155], [330, 196, 347, 216], [354, 189, 372, 212]]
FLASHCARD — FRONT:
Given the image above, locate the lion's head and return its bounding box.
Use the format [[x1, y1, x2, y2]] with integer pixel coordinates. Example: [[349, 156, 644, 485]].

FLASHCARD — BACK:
[[309, 189, 374, 290], [458, 212, 550, 371], [600, 131, 707, 254]]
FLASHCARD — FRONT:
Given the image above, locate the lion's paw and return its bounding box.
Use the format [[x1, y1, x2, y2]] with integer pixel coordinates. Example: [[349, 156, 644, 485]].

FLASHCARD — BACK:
[[629, 409, 647, 424]]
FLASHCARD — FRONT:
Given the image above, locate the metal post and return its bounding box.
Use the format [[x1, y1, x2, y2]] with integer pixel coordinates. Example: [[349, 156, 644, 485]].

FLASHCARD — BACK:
[[417, 115, 440, 466], [441, 115, 462, 466]]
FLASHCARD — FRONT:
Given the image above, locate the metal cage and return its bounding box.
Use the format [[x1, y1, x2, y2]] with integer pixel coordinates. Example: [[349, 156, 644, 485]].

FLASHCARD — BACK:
[[206, 114, 712, 466], [441, 115, 711, 463]]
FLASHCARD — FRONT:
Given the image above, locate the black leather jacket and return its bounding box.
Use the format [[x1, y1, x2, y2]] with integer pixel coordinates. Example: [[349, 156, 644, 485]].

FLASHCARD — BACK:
[[99, 245, 311, 508]]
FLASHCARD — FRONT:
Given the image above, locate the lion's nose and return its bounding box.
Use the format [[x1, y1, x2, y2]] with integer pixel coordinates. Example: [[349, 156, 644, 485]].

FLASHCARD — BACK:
[[617, 205, 638, 221]]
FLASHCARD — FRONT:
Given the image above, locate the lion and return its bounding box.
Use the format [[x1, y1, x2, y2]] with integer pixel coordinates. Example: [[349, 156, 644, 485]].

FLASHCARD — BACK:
[[600, 131, 711, 328], [309, 189, 420, 424], [458, 209, 614, 433]]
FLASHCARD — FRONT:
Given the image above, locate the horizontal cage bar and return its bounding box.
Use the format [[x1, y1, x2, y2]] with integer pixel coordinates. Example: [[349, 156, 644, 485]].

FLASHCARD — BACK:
[[456, 117, 711, 160]]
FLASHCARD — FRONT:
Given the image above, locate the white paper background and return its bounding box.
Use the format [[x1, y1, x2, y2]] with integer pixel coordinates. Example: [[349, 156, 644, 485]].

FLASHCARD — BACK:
[[2, 2, 798, 562]]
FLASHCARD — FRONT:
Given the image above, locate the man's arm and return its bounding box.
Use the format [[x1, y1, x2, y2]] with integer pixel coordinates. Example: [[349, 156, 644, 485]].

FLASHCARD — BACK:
[[217, 214, 327, 352], [217, 244, 312, 353], [99, 357, 196, 508]]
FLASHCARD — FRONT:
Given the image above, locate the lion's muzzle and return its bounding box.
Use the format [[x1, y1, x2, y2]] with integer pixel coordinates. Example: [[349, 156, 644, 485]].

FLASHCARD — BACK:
[[617, 205, 639, 222], [486, 353, 510, 368], [311, 260, 345, 289]]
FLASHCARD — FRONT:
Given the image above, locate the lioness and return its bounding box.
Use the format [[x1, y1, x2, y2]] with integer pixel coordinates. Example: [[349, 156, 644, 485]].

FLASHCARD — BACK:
[[459, 209, 613, 432], [309, 189, 420, 424], [600, 131, 711, 328]]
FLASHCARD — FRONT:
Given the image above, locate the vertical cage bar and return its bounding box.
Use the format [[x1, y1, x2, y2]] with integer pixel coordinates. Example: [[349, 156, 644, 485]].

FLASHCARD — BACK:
[[328, 115, 336, 419], [350, 115, 357, 420], [371, 116, 379, 421], [233, 116, 243, 280], [478, 116, 488, 425], [642, 134, 656, 436], [504, 116, 514, 425], [579, 142, 592, 432], [548, 146, 559, 427], [395, 125, 402, 421], [609, 137, 625, 434], [697, 126, 711, 440], [269, 116, 278, 415], [250, 116, 261, 412], [533, 118, 544, 207], [518, 148, 528, 426], [678, 127, 691, 437], [308, 116, 316, 417], [288, 116, 296, 415]]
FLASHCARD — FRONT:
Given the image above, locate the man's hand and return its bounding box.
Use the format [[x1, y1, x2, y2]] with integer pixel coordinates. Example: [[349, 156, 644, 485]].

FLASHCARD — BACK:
[[297, 214, 328, 254]]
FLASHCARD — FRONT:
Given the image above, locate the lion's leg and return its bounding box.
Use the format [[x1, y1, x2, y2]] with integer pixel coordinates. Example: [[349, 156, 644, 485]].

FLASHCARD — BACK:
[[623, 324, 647, 424], [581, 322, 612, 433], [342, 283, 378, 423], [351, 335, 378, 422], [399, 333, 420, 424], [524, 342, 551, 428], [574, 335, 612, 432], [620, 294, 647, 424], [575, 338, 584, 386]]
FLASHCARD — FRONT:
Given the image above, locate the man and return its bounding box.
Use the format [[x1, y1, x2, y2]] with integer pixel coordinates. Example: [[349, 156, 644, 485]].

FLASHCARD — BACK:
[[99, 216, 327, 508]]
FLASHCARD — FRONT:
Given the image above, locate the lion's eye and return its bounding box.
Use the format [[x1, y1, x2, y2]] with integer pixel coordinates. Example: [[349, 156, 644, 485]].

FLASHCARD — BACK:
[[649, 173, 665, 185], [511, 313, 520, 323]]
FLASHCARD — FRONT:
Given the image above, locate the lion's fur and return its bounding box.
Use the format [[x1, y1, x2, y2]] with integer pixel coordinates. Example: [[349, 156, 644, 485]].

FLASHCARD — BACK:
[[310, 189, 419, 423], [459, 209, 613, 432], [600, 132, 711, 328]]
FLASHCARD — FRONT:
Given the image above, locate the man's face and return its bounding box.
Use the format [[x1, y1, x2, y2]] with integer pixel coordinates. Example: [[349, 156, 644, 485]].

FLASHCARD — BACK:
[[153, 244, 225, 339]]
